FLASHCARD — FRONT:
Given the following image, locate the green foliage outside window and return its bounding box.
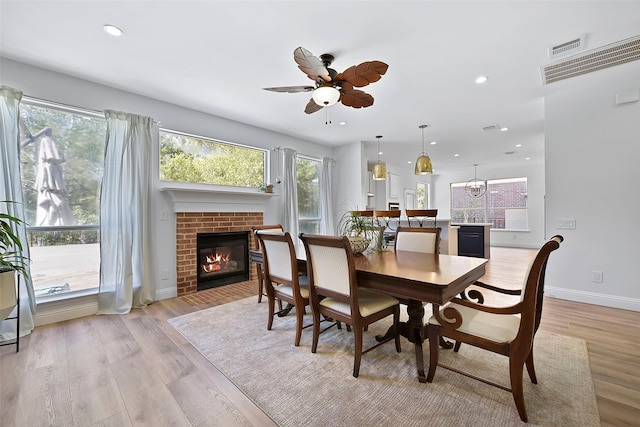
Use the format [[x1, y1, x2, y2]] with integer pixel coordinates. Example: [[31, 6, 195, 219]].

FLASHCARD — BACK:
[[160, 131, 266, 188], [19, 103, 105, 228], [297, 157, 320, 234]]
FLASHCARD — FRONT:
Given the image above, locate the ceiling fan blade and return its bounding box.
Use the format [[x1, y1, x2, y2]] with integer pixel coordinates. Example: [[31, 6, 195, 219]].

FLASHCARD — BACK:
[[263, 85, 314, 93], [304, 99, 324, 114], [340, 87, 374, 109], [336, 61, 388, 88], [294, 47, 331, 83]]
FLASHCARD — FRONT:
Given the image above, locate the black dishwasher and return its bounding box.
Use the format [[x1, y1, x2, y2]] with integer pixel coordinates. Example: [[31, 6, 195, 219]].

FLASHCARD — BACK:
[[457, 226, 485, 258]]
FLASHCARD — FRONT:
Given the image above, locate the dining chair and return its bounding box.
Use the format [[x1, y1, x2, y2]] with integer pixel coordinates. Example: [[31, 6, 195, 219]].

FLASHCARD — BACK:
[[374, 210, 401, 248], [405, 209, 438, 228], [251, 224, 283, 303], [299, 233, 402, 377], [256, 231, 310, 346], [394, 226, 441, 254], [426, 235, 563, 422]]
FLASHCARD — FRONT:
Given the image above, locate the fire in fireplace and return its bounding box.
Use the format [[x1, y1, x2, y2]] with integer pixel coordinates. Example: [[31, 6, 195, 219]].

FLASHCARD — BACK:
[[197, 231, 250, 290]]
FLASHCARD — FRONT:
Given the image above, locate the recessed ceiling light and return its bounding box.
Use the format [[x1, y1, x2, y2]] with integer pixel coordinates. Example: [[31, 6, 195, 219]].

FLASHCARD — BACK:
[[339, 121, 347, 126], [407, 160, 412, 164], [500, 127, 509, 132], [430, 141, 437, 145], [454, 153, 460, 157], [475, 76, 488, 84], [515, 144, 522, 147], [378, 151, 383, 155], [525, 157, 531, 160], [103, 24, 123, 36]]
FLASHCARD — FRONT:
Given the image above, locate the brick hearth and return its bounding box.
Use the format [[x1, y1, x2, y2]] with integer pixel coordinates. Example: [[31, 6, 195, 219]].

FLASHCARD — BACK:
[[176, 212, 263, 296]]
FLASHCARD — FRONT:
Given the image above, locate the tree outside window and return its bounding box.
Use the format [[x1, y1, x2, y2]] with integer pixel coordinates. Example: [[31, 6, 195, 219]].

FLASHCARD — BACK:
[[297, 157, 320, 234], [160, 130, 267, 188]]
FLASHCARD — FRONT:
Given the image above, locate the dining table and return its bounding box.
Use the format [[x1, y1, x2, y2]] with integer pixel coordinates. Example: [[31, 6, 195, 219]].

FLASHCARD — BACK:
[[352, 250, 487, 382], [250, 246, 488, 383]]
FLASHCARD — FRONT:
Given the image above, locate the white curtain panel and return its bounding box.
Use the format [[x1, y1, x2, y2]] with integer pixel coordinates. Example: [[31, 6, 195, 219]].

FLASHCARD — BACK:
[[98, 110, 155, 314], [319, 157, 335, 235], [0, 85, 36, 339], [281, 148, 299, 242]]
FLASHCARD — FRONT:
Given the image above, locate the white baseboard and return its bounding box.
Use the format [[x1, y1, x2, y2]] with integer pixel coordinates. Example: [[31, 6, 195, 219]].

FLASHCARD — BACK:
[[491, 242, 542, 249], [546, 286, 640, 312], [156, 287, 177, 301], [35, 294, 99, 326], [35, 287, 178, 326]]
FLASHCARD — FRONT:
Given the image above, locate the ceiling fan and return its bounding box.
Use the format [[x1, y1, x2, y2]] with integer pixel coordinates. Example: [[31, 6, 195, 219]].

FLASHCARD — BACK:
[[263, 47, 388, 114]]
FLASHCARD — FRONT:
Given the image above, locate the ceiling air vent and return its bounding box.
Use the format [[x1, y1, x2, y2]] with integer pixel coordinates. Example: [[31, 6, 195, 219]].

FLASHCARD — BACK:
[[542, 35, 640, 85], [482, 124, 499, 132], [548, 35, 586, 60]]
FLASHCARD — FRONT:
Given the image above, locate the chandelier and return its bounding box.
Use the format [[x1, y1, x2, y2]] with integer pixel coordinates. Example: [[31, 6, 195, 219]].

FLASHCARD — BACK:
[[465, 164, 486, 197]]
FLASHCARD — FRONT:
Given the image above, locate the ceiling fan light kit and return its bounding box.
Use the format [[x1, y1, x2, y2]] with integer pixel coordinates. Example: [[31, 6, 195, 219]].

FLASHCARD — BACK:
[[372, 135, 387, 181], [263, 46, 388, 115], [414, 124, 433, 175], [312, 86, 340, 107]]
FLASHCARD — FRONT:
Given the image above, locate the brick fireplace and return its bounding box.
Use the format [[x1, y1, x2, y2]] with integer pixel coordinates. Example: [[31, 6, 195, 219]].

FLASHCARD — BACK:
[[176, 212, 263, 296]]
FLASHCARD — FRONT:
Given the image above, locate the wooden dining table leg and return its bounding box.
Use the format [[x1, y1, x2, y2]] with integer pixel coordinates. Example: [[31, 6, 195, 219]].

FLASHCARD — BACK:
[[376, 299, 428, 382]]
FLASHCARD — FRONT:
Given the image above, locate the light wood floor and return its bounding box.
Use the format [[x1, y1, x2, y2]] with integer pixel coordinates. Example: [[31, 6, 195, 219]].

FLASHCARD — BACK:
[[1, 247, 639, 426]]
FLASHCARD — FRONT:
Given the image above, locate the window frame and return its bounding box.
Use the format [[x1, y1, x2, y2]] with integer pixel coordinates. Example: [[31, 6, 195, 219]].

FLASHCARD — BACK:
[[159, 128, 270, 189], [450, 177, 529, 231], [19, 97, 107, 301], [296, 154, 322, 234]]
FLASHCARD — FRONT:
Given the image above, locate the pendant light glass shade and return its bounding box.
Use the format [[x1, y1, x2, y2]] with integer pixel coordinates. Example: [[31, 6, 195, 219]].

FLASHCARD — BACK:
[[312, 86, 340, 107], [372, 135, 387, 180], [414, 124, 433, 175]]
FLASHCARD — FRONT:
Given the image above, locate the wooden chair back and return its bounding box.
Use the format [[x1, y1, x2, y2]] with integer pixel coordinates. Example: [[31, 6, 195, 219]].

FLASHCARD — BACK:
[[405, 209, 438, 228], [394, 226, 441, 254], [299, 234, 358, 308], [251, 224, 283, 250]]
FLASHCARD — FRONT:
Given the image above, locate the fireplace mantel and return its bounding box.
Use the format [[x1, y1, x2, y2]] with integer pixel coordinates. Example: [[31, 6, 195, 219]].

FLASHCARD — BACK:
[[160, 182, 276, 213]]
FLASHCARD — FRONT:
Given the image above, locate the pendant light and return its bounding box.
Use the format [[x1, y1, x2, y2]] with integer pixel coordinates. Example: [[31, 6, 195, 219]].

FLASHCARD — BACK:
[[465, 163, 486, 197], [414, 124, 433, 175], [372, 135, 387, 181]]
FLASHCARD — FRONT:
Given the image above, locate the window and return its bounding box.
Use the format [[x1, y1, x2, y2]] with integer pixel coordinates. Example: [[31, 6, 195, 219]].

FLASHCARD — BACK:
[[451, 177, 528, 230], [19, 100, 106, 297], [297, 156, 320, 234], [160, 130, 267, 188]]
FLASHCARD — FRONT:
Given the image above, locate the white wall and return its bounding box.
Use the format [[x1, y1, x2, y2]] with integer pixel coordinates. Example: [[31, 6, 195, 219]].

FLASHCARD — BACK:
[[544, 60, 640, 311], [333, 141, 367, 220], [1, 58, 333, 301]]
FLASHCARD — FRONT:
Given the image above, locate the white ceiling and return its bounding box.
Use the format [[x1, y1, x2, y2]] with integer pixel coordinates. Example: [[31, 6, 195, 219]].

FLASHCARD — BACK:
[[1, 1, 639, 175]]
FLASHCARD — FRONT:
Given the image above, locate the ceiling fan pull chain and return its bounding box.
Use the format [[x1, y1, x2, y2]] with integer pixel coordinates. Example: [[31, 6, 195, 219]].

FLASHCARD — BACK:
[[325, 107, 331, 125]]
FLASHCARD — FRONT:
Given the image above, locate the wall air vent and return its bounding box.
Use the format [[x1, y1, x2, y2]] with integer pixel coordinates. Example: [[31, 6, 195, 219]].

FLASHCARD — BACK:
[[542, 35, 640, 85]]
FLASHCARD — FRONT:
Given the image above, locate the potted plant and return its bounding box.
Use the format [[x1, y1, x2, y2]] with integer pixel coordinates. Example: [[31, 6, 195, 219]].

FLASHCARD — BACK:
[[337, 210, 377, 254], [257, 183, 274, 193], [1, 205, 28, 276], [1, 203, 27, 322]]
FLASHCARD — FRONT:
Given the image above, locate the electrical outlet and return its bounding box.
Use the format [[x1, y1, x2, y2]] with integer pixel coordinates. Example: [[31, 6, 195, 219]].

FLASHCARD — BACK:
[[161, 268, 169, 280], [557, 218, 576, 229], [591, 271, 603, 283], [160, 211, 168, 221]]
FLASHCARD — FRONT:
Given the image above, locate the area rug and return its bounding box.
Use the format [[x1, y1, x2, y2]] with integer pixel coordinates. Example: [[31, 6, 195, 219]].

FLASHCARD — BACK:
[[168, 297, 600, 426]]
